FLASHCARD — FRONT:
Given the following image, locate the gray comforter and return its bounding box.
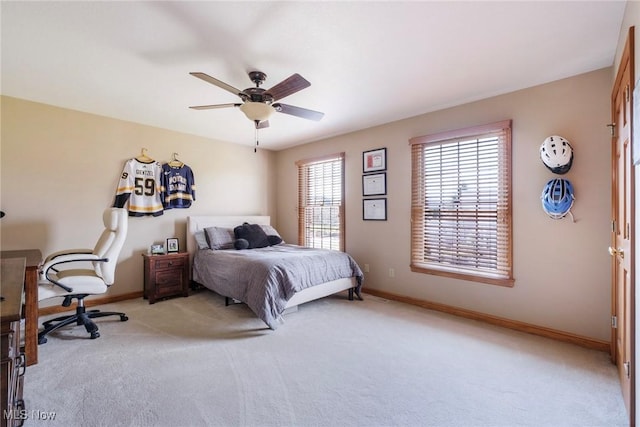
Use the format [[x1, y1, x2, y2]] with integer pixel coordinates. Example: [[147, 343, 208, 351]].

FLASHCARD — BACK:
[[192, 244, 363, 329]]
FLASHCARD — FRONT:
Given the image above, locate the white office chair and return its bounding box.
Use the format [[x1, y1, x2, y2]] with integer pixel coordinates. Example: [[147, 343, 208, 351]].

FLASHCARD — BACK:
[[37, 208, 129, 343]]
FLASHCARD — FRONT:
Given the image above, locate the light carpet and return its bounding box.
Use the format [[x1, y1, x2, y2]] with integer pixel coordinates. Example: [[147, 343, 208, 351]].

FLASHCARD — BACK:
[[23, 290, 627, 427]]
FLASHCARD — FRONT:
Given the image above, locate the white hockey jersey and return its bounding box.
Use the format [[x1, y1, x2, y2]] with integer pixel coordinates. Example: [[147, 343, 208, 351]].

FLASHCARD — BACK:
[[113, 158, 164, 216]]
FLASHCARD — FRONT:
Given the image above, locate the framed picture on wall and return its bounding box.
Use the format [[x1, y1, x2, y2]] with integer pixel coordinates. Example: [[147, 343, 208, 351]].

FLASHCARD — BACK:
[[363, 198, 387, 221], [362, 173, 387, 196], [363, 148, 387, 173]]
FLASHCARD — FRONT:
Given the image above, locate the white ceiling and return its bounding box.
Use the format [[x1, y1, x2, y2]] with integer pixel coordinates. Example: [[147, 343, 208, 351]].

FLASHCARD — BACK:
[[0, 1, 627, 151]]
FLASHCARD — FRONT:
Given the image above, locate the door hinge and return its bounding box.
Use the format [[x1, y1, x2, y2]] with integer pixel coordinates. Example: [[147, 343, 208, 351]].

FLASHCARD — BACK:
[[626, 85, 630, 103], [624, 361, 630, 378], [607, 123, 616, 137], [612, 219, 617, 233], [612, 315, 618, 329]]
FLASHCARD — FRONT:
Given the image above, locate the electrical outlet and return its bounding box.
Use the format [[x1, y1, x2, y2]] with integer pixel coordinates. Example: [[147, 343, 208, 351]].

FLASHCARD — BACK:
[[389, 268, 395, 278], [364, 264, 370, 273]]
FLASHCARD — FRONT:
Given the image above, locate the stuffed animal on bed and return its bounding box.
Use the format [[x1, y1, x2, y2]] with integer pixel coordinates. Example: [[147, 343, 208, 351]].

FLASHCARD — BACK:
[[233, 223, 282, 250]]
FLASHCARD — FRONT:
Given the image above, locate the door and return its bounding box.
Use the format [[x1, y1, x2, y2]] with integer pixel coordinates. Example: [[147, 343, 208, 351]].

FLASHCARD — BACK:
[[611, 26, 634, 418]]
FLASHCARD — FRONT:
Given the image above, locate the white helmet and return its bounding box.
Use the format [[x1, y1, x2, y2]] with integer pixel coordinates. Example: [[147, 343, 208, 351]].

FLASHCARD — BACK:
[[540, 136, 573, 174]]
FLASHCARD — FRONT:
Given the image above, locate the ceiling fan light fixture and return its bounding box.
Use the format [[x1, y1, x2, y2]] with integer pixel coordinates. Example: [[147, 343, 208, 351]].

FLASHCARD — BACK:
[[239, 102, 275, 122]]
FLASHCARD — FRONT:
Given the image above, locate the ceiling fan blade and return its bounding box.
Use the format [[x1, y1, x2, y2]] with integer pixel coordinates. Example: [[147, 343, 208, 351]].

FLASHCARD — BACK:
[[265, 74, 311, 101], [190, 72, 242, 97], [189, 103, 241, 110], [273, 103, 324, 121]]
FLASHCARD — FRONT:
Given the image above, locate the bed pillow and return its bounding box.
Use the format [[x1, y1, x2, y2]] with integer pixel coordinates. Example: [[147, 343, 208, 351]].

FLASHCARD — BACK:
[[233, 223, 270, 249], [204, 226, 235, 250], [194, 230, 210, 250]]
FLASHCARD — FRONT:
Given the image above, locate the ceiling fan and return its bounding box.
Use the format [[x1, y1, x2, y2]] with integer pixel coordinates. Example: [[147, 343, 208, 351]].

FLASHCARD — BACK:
[[189, 70, 324, 129]]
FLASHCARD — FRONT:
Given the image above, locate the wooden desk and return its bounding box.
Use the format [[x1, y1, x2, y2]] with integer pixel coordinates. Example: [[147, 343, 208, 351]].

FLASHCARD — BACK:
[[1, 250, 42, 366], [1, 258, 26, 427]]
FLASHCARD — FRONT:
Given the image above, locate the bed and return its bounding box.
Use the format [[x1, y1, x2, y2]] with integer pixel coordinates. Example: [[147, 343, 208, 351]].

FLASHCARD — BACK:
[[186, 216, 363, 329]]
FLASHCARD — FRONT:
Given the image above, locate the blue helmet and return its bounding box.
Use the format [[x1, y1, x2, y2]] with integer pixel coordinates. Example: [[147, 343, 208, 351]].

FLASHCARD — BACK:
[[541, 178, 574, 219]]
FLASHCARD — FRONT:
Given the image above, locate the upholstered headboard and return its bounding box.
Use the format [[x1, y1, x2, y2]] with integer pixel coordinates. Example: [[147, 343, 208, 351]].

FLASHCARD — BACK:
[[186, 215, 271, 260]]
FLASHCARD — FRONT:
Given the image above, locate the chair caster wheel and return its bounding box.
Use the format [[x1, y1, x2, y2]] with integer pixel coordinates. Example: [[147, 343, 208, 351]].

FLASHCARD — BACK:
[[38, 337, 47, 345], [120, 315, 128, 321], [90, 332, 100, 339]]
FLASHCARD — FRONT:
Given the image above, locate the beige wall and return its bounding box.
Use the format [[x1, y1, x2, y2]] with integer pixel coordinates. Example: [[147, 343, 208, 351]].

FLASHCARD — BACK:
[[0, 96, 276, 305], [613, 1, 638, 82], [275, 68, 613, 341]]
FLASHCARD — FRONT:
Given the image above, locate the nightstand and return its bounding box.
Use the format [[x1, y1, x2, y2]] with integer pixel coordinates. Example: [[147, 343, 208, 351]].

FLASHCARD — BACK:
[[142, 252, 189, 304]]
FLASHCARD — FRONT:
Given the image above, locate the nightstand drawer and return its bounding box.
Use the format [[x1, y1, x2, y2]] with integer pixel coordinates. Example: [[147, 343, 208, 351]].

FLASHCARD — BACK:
[[155, 270, 184, 292], [154, 257, 186, 271]]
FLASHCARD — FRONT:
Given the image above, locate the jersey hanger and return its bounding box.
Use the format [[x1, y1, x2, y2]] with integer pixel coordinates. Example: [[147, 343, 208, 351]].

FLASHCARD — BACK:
[[168, 152, 184, 168], [136, 148, 154, 162]]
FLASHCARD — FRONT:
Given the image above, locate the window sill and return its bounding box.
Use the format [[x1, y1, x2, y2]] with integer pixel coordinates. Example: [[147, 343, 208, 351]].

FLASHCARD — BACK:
[[410, 264, 514, 287]]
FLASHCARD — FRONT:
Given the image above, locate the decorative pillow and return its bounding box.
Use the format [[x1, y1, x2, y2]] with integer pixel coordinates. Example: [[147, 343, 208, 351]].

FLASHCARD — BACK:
[[194, 230, 210, 250], [233, 223, 270, 249], [234, 238, 250, 250], [267, 235, 283, 246], [204, 226, 235, 250], [259, 224, 283, 240]]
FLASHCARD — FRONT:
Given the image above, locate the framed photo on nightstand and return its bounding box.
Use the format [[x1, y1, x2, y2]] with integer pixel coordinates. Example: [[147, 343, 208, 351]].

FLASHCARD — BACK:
[[150, 244, 165, 255], [166, 238, 179, 253]]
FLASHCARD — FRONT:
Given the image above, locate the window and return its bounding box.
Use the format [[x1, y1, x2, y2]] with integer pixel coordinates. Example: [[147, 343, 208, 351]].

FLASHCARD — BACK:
[[409, 120, 513, 286], [296, 153, 345, 251]]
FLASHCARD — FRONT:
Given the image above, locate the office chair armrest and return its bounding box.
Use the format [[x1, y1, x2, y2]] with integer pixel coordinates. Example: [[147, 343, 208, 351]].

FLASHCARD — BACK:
[[43, 249, 93, 264], [41, 254, 109, 293], [41, 252, 103, 272]]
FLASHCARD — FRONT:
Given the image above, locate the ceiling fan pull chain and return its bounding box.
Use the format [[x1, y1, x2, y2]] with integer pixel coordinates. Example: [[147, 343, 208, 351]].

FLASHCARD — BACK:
[[254, 126, 259, 153]]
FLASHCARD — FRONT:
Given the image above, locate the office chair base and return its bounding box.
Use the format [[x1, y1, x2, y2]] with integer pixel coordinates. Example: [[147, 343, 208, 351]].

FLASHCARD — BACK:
[[38, 300, 128, 344]]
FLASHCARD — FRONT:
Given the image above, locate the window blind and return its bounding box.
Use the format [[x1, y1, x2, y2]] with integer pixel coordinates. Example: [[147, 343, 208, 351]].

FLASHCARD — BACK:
[[410, 120, 513, 286], [296, 153, 345, 251]]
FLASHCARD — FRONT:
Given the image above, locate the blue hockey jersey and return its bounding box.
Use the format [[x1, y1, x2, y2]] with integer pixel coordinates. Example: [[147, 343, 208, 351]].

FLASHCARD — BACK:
[[161, 163, 196, 209]]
